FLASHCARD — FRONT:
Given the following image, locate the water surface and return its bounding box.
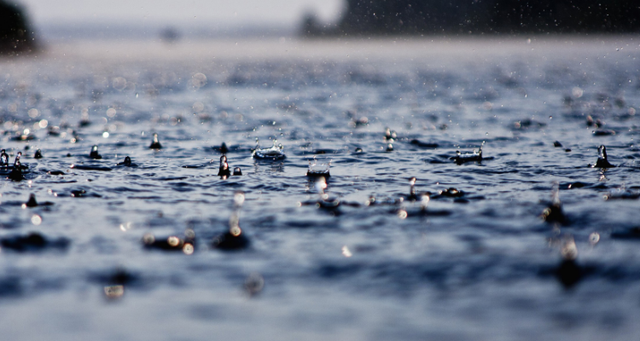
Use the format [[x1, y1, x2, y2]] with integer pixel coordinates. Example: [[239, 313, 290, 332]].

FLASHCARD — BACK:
[[1, 37, 640, 340]]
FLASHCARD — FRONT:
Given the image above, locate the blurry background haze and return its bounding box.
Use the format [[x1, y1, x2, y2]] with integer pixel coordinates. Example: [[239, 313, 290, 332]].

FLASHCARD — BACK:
[[12, 0, 343, 40], [4, 0, 640, 46]]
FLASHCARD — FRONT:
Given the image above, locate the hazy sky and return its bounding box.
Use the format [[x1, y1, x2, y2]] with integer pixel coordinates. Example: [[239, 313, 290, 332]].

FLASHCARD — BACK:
[[15, 0, 344, 25]]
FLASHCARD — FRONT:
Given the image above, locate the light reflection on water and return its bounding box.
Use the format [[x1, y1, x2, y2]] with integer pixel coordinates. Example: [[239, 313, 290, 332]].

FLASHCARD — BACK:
[[0, 37, 640, 339]]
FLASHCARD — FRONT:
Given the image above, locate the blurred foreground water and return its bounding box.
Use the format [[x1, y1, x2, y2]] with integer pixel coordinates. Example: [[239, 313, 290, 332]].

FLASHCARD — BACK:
[[1, 37, 640, 340]]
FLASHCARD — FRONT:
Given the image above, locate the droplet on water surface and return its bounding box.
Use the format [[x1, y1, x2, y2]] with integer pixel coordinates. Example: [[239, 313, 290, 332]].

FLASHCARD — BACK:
[[89, 145, 102, 159], [149, 133, 162, 149]]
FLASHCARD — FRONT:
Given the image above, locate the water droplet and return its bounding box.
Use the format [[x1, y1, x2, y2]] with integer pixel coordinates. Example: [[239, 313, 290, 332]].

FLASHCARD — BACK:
[[234, 191, 245, 207], [230, 226, 242, 237], [143, 233, 155, 244], [90, 145, 102, 159], [182, 243, 194, 255], [1, 149, 9, 166], [27, 108, 39, 118], [104, 285, 124, 299], [31, 214, 42, 225], [149, 133, 162, 149], [572, 87, 583, 98], [218, 155, 230, 177], [167, 236, 180, 247]]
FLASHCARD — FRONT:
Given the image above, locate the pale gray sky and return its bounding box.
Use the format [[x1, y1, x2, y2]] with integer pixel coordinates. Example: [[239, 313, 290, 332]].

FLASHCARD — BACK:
[[15, 0, 344, 25]]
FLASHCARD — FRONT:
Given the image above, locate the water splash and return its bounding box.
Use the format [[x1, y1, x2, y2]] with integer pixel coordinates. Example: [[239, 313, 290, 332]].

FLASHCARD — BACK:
[[384, 127, 397, 142], [149, 133, 162, 149], [407, 177, 418, 201], [116, 156, 138, 167], [603, 183, 640, 200], [419, 193, 430, 211], [252, 138, 286, 160], [453, 142, 484, 164], [121, 156, 133, 167], [218, 155, 230, 177], [8, 152, 24, 181], [0, 149, 8, 167], [90, 145, 102, 159], [23, 194, 38, 208], [593, 145, 615, 168], [307, 156, 331, 177], [219, 142, 229, 154]]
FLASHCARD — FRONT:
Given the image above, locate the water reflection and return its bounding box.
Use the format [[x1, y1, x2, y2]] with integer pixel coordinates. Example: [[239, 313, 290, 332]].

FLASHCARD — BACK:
[[253, 160, 285, 173], [541, 182, 565, 225], [212, 191, 250, 250], [244, 273, 264, 297], [3, 36, 640, 338], [314, 177, 340, 212], [142, 229, 196, 254], [555, 236, 583, 289]]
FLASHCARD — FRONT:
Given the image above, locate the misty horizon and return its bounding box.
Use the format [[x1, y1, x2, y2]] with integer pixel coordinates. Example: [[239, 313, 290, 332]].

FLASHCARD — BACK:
[[34, 20, 303, 42], [9, 0, 342, 42], [8, 0, 640, 44]]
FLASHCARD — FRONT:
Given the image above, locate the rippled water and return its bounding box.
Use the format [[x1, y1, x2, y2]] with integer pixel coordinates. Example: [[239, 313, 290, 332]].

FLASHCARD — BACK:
[[1, 37, 640, 340]]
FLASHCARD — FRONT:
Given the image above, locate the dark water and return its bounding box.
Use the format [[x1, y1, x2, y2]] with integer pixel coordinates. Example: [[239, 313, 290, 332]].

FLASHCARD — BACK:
[[1, 37, 640, 340]]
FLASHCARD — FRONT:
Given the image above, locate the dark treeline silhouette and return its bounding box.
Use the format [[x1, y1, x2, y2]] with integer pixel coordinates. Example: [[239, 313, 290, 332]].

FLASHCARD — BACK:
[[302, 0, 640, 37], [0, 0, 36, 55]]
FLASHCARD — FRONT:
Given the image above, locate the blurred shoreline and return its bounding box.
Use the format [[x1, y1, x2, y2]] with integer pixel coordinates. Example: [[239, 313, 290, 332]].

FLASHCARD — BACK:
[[18, 35, 639, 64], [34, 21, 296, 43]]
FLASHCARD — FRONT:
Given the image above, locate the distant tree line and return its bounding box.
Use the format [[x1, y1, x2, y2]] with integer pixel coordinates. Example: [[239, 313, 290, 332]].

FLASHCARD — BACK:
[[302, 0, 640, 37], [0, 0, 36, 55]]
